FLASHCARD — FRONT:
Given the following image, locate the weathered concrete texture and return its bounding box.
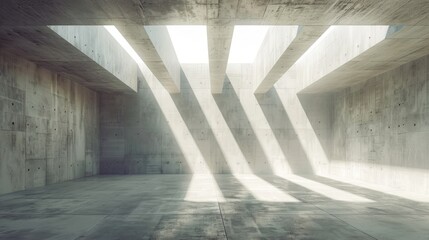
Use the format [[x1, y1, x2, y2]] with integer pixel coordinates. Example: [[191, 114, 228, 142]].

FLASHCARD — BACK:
[[297, 25, 429, 93], [0, 0, 428, 26], [254, 25, 327, 94], [117, 25, 181, 93], [0, 53, 99, 195], [99, 61, 330, 175], [208, 24, 234, 94], [0, 26, 137, 93], [330, 54, 429, 194], [1, 175, 429, 239], [49, 25, 138, 92]]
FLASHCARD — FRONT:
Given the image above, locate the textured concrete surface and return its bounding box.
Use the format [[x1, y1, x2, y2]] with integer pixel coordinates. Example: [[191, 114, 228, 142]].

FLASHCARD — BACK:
[[0, 1, 428, 26], [0, 174, 428, 240], [329, 54, 429, 194], [99, 62, 331, 175], [0, 1, 428, 96], [208, 23, 234, 94], [0, 0, 427, 97], [254, 25, 327, 93], [1, 2, 429, 238], [0, 26, 137, 93], [49, 25, 137, 92], [0, 53, 99, 195]]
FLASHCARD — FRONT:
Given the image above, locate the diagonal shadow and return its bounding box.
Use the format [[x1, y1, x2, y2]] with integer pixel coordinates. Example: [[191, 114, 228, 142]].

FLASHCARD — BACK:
[[213, 76, 273, 174], [257, 174, 377, 203], [115, 68, 191, 174], [297, 92, 333, 161], [171, 68, 300, 202], [170, 69, 230, 174], [214, 175, 260, 202], [255, 88, 314, 174], [256, 174, 334, 202]]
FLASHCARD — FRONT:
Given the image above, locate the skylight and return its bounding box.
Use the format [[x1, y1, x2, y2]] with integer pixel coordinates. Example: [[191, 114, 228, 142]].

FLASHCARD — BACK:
[[105, 25, 270, 65], [167, 25, 209, 64], [228, 25, 270, 64]]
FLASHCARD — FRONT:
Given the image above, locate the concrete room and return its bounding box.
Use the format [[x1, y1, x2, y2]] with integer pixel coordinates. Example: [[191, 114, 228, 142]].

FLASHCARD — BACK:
[[0, 1, 429, 239]]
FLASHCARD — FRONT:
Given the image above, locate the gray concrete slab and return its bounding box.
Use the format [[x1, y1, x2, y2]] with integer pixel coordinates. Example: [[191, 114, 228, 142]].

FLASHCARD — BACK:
[[223, 214, 375, 240], [298, 25, 429, 93], [338, 215, 429, 240], [0, 26, 137, 93], [208, 24, 234, 94], [0, 214, 105, 240], [254, 25, 327, 93], [0, 175, 428, 240], [0, 1, 428, 26]]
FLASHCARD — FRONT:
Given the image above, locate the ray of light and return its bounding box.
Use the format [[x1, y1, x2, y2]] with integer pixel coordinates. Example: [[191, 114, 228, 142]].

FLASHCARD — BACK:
[[279, 174, 374, 202], [325, 172, 429, 202], [105, 26, 225, 201], [274, 87, 328, 174], [181, 64, 299, 202], [234, 174, 300, 202], [185, 174, 225, 202]]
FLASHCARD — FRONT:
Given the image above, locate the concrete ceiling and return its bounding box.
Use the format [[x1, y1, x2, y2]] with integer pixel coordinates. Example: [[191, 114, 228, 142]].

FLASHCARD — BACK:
[[0, 0, 429, 94], [0, 0, 428, 26]]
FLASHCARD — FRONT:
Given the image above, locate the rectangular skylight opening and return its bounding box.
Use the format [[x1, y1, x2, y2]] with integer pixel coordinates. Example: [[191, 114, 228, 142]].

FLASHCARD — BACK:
[[228, 25, 271, 64], [167, 25, 209, 64]]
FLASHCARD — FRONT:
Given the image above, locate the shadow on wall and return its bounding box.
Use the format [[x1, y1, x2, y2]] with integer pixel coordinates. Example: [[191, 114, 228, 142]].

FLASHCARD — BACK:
[[170, 70, 229, 174], [100, 65, 331, 176], [213, 76, 273, 174], [296, 92, 333, 164], [255, 88, 314, 174], [99, 69, 190, 174]]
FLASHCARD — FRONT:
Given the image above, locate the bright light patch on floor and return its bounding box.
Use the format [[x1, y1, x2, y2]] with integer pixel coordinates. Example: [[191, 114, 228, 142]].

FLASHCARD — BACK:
[[280, 175, 374, 202], [104, 25, 143, 64], [228, 26, 270, 63], [235, 174, 300, 202], [167, 25, 209, 63], [185, 174, 225, 202], [327, 174, 429, 202]]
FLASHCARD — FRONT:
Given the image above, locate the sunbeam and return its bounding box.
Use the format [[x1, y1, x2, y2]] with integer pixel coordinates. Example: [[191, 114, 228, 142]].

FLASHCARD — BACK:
[[279, 174, 374, 202]]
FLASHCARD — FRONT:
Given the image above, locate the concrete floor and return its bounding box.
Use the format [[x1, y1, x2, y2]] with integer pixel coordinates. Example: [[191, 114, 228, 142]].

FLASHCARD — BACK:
[[0, 175, 428, 240]]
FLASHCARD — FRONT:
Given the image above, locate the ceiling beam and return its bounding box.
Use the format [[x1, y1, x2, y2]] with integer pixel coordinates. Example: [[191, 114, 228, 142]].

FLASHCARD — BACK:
[[294, 26, 429, 93], [254, 26, 328, 94], [207, 23, 234, 94], [117, 25, 181, 93], [0, 26, 137, 93]]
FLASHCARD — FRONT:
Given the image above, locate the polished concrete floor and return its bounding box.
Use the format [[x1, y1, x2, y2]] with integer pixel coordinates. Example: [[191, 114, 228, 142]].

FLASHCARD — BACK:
[[0, 174, 428, 240]]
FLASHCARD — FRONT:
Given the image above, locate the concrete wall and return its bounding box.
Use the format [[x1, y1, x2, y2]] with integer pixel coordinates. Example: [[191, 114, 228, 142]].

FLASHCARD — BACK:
[[0, 53, 99, 195], [99, 62, 331, 175], [330, 54, 429, 194]]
